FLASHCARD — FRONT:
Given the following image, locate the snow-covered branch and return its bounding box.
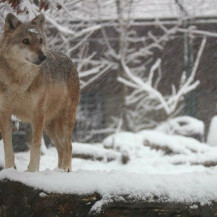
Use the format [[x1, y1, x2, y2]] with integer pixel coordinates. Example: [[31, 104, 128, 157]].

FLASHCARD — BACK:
[[177, 28, 217, 38], [163, 37, 207, 112], [119, 36, 206, 122], [46, 16, 101, 38]]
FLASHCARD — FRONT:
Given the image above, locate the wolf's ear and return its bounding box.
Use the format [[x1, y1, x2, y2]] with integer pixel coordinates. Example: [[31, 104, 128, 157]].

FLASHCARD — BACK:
[[31, 14, 45, 29], [4, 13, 21, 33]]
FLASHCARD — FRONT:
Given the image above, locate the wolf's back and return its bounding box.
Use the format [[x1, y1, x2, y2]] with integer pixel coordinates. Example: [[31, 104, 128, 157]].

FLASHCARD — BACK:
[[40, 50, 78, 83]]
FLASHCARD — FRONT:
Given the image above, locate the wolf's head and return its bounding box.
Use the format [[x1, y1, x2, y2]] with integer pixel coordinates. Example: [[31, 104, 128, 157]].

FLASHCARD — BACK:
[[1, 13, 47, 66]]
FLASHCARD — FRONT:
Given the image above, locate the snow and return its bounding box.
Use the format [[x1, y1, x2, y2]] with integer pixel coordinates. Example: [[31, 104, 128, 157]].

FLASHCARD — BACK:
[[104, 130, 209, 156], [27, 28, 38, 34], [73, 142, 121, 162], [1, 168, 217, 208], [156, 116, 204, 138], [11, 115, 20, 131], [103, 132, 140, 154], [190, 204, 199, 209], [207, 116, 217, 147], [40, 138, 47, 155], [1, 130, 217, 209]]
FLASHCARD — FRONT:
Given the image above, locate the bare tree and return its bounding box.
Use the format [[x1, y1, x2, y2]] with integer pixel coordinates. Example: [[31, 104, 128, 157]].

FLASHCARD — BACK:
[[90, 0, 203, 132]]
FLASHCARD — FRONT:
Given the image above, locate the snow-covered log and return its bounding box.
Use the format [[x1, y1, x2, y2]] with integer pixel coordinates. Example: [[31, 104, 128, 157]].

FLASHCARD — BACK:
[[72, 143, 128, 164], [1, 171, 217, 217], [103, 130, 217, 167], [156, 116, 205, 141]]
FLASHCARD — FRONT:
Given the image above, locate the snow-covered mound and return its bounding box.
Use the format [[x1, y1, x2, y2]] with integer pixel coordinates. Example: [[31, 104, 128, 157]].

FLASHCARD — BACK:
[[138, 130, 208, 154], [73, 142, 122, 162], [156, 116, 204, 139], [103, 130, 210, 157], [1, 130, 217, 207]]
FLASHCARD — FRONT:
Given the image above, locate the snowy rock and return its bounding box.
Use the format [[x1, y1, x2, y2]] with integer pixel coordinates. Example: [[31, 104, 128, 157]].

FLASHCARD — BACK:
[[207, 116, 217, 147], [156, 116, 204, 141]]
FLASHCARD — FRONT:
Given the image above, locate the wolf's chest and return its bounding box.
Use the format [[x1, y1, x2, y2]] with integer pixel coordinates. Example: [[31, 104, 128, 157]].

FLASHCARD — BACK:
[[0, 89, 39, 119]]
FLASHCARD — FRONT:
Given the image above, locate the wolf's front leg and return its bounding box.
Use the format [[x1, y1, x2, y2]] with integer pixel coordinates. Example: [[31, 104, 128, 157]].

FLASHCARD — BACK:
[[0, 112, 15, 169], [28, 115, 44, 172]]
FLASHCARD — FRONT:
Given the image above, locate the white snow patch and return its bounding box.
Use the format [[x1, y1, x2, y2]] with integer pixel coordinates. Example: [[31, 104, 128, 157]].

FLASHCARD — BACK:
[[39, 192, 47, 197], [103, 132, 140, 158], [190, 204, 198, 209], [103, 130, 209, 156], [137, 130, 209, 154], [207, 116, 217, 147], [11, 115, 20, 131], [41, 138, 47, 155], [156, 116, 204, 138], [28, 28, 38, 34], [73, 142, 121, 162]]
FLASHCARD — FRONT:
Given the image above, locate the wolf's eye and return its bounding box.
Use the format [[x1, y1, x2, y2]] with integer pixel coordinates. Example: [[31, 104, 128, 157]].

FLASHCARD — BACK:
[[22, 38, 30, 45], [39, 38, 43, 44]]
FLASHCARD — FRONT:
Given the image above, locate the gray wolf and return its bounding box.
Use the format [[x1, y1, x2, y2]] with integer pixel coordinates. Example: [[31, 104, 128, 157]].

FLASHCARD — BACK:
[[0, 13, 80, 172]]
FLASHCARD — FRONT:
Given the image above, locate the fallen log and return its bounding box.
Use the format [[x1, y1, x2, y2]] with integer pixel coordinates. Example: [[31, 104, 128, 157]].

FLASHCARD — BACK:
[[0, 179, 217, 217], [173, 160, 217, 167], [72, 143, 129, 164]]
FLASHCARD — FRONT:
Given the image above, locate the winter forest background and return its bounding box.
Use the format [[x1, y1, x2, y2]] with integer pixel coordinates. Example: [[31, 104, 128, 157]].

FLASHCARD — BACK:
[[1, 0, 217, 145], [0, 0, 217, 142], [0, 0, 217, 152], [2, 0, 217, 215]]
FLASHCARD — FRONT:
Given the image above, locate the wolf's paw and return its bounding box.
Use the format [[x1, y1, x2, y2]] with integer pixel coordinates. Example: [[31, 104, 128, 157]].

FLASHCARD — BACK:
[[59, 166, 72, 173], [65, 167, 71, 173]]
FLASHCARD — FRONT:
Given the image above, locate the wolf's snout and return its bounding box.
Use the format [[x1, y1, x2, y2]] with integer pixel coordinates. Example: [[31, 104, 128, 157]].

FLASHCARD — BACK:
[[39, 53, 47, 63], [33, 52, 47, 65]]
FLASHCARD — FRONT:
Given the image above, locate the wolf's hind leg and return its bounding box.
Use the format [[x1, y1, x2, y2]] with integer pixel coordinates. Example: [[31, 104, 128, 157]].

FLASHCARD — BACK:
[[56, 145, 64, 169], [58, 107, 76, 172], [60, 139, 72, 172], [45, 123, 72, 172], [44, 122, 64, 169], [0, 112, 15, 169]]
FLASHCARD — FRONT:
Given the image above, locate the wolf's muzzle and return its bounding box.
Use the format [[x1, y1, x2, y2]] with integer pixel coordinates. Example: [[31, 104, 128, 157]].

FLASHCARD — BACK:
[[39, 53, 47, 63], [34, 52, 47, 65]]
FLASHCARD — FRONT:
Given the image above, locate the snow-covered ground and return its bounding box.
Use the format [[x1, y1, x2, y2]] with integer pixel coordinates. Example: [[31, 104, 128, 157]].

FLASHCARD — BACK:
[[1, 130, 217, 210]]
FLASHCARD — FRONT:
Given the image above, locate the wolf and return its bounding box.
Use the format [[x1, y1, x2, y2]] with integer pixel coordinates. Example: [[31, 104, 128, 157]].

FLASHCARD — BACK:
[[0, 13, 80, 172]]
